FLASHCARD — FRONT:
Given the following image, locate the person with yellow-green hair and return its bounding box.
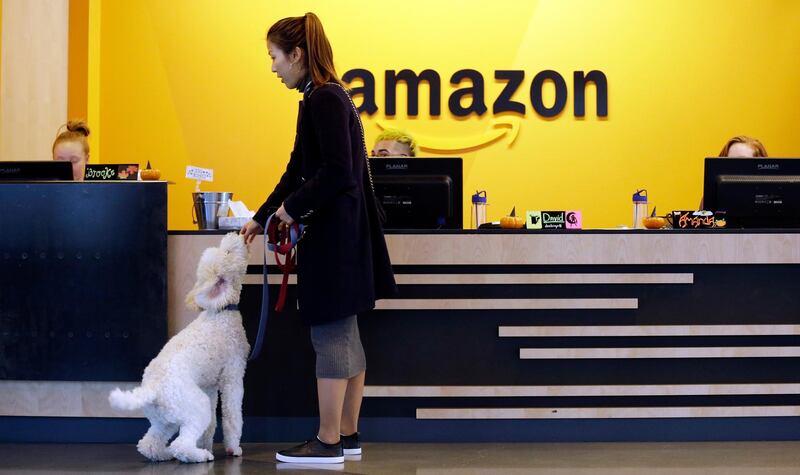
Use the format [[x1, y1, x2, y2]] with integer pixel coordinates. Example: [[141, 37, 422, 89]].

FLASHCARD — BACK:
[[370, 128, 418, 157]]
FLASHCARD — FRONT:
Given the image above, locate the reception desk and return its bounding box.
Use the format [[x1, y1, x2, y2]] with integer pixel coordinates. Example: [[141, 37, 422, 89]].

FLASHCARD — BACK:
[[0, 182, 167, 382], [3, 228, 800, 442], [169, 229, 800, 441]]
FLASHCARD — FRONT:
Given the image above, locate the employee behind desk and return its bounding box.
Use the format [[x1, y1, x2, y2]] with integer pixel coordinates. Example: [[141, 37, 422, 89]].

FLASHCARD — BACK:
[[701, 135, 769, 209], [371, 128, 417, 157], [718, 135, 768, 159], [52, 120, 91, 181]]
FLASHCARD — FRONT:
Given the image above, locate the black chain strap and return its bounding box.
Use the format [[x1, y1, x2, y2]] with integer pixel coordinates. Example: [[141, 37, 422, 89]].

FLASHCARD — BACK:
[[328, 82, 378, 197]]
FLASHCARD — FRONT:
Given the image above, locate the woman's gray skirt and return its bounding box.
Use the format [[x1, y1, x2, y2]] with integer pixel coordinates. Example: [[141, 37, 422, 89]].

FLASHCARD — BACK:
[[310, 314, 366, 379]]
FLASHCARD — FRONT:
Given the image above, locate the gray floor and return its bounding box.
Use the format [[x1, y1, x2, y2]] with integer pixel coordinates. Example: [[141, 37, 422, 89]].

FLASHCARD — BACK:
[[1, 442, 799, 474]]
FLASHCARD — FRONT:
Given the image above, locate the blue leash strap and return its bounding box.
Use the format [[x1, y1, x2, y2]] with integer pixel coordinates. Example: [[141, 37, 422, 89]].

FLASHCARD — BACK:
[[248, 214, 303, 361], [247, 218, 272, 361]]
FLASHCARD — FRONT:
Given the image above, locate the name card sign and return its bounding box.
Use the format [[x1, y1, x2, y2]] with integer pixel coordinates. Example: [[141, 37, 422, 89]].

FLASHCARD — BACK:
[[84, 164, 139, 181], [526, 211, 542, 229], [670, 210, 725, 229], [565, 211, 583, 229], [186, 165, 213, 182], [526, 210, 582, 229]]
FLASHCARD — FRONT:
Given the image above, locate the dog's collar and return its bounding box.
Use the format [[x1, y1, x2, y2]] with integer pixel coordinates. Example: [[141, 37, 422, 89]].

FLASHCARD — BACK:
[[222, 304, 239, 311]]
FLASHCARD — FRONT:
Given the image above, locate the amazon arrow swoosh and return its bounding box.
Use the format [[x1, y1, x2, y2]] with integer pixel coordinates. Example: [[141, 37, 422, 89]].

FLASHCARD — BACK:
[[375, 117, 520, 153]]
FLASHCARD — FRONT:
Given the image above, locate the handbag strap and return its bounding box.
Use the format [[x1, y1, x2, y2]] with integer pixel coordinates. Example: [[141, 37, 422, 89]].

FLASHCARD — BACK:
[[311, 82, 379, 200]]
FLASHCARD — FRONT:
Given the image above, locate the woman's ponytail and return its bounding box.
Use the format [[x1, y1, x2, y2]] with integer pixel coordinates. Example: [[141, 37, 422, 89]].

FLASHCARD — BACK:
[[303, 13, 342, 87], [268, 13, 342, 88]]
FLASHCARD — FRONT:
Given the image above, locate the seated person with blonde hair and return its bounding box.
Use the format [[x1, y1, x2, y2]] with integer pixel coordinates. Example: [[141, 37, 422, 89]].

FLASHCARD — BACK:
[[371, 128, 418, 157], [52, 120, 91, 180]]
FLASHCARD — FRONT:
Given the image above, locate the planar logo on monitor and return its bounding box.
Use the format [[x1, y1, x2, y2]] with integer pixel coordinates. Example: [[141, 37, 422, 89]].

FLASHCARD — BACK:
[[757, 164, 779, 170], [384, 164, 408, 171]]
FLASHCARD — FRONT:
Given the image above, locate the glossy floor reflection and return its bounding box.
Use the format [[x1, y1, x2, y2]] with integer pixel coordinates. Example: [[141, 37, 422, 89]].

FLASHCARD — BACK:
[[1, 441, 799, 474]]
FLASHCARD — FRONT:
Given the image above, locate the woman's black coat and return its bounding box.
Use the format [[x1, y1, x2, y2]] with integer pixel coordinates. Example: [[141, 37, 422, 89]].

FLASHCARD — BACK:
[[254, 82, 397, 325]]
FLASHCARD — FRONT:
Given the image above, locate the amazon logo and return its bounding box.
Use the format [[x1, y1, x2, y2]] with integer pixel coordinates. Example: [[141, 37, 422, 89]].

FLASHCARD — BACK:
[[343, 68, 608, 152]]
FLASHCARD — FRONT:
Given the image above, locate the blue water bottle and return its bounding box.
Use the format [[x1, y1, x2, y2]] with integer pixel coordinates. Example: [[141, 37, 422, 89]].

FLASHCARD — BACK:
[[472, 190, 488, 229]]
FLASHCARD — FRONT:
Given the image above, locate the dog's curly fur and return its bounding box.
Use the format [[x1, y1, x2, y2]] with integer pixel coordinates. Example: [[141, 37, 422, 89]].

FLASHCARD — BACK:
[[109, 233, 251, 463]]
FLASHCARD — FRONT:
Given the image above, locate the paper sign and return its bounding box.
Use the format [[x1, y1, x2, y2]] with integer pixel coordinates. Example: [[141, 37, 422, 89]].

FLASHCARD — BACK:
[[526, 211, 542, 229], [84, 164, 138, 181], [541, 211, 566, 229], [565, 211, 582, 229], [528, 210, 581, 229], [186, 165, 213, 182]]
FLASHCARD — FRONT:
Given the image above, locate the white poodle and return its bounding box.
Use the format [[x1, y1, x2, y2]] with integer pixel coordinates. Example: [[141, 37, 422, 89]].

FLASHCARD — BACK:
[[109, 232, 251, 463]]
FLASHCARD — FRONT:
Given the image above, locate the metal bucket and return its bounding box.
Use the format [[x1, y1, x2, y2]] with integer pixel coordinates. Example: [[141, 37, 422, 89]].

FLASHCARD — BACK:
[[192, 192, 234, 230]]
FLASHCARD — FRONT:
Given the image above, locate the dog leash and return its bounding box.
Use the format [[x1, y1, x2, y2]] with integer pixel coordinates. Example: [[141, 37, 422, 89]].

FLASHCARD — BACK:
[[248, 213, 304, 361], [267, 215, 303, 312]]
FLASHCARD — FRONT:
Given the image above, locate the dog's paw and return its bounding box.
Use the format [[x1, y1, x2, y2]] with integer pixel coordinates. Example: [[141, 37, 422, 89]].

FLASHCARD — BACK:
[[226, 446, 242, 457], [137, 440, 173, 462], [173, 447, 214, 463], [137, 447, 173, 462]]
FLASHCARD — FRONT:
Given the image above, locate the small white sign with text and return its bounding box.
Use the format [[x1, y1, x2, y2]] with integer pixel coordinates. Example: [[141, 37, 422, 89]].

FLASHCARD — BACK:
[[186, 165, 214, 182]]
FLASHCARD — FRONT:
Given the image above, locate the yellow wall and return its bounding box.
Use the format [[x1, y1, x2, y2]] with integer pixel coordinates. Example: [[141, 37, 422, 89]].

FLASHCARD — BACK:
[[89, 0, 800, 230]]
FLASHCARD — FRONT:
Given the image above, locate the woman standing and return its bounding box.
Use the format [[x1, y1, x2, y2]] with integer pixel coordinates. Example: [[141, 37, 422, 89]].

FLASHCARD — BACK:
[[240, 12, 396, 464]]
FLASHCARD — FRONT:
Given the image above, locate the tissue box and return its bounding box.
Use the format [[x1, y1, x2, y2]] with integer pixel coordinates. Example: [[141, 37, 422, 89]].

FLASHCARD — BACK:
[[218, 216, 250, 230]]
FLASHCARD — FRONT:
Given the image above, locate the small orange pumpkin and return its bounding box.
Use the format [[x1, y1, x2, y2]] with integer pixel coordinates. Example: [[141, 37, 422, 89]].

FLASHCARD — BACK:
[[140, 169, 161, 180], [140, 160, 161, 180], [500, 216, 526, 229], [500, 207, 526, 229], [643, 216, 667, 229]]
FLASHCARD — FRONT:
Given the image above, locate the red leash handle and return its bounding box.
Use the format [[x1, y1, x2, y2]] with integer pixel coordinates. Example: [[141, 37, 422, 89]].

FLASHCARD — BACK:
[[272, 236, 296, 312], [266, 216, 302, 312]]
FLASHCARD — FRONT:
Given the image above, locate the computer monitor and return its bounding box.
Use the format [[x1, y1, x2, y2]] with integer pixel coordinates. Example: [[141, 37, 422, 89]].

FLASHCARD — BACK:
[[369, 157, 463, 229], [703, 158, 800, 228], [0, 160, 73, 181]]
